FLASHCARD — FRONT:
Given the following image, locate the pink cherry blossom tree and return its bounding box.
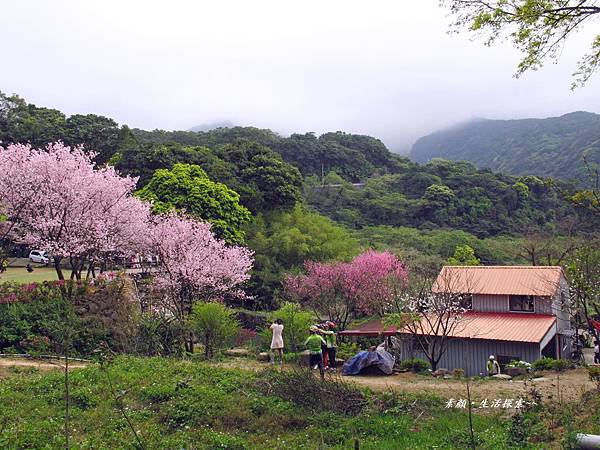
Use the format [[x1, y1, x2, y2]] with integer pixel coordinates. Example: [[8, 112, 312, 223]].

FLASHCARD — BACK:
[[148, 213, 253, 315], [0, 142, 151, 280], [284, 250, 408, 330], [147, 213, 253, 351]]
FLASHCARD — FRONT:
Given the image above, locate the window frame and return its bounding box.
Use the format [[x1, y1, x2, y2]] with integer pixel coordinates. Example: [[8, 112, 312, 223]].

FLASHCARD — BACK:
[[508, 294, 535, 313]]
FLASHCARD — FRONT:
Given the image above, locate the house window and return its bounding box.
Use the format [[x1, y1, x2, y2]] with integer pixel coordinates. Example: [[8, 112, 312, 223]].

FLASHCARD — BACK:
[[509, 295, 535, 312]]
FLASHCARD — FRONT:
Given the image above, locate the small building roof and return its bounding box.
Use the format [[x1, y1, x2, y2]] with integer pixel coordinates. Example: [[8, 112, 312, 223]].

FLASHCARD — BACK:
[[432, 265, 564, 297], [340, 312, 557, 344]]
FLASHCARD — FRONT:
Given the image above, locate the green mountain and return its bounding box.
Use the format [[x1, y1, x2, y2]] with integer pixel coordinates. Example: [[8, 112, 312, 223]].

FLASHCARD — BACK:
[[410, 111, 600, 184]]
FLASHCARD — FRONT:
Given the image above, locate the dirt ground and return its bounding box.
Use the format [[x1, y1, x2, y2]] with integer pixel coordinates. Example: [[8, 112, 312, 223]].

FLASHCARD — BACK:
[[217, 357, 595, 404], [0, 357, 88, 379]]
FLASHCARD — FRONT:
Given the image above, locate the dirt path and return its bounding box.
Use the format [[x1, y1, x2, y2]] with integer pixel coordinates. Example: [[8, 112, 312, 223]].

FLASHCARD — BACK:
[[217, 357, 594, 403], [0, 357, 88, 378]]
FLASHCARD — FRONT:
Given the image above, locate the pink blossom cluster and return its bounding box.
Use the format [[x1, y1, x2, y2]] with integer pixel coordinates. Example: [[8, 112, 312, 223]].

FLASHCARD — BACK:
[[0, 143, 254, 308], [0, 142, 151, 265], [149, 213, 253, 316], [285, 250, 408, 322]]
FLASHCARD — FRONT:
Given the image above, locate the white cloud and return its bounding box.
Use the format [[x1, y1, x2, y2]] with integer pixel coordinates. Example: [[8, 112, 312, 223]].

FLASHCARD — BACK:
[[1, 0, 599, 152]]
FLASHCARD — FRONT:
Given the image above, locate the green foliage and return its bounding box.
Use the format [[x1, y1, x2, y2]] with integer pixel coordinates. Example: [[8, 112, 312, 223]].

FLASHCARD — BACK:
[[262, 303, 314, 352], [0, 356, 539, 449], [189, 302, 240, 359], [137, 163, 251, 244], [411, 112, 600, 186], [0, 279, 136, 356], [243, 205, 360, 309], [399, 357, 430, 373], [255, 368, 367, 416], [447, 244, 480, 266], [443, 1, 600, 88], [135, 313, 186, 357], [531, 357, 556, 371], [0, 92, 133, 164], [551, 359, 572, 372]]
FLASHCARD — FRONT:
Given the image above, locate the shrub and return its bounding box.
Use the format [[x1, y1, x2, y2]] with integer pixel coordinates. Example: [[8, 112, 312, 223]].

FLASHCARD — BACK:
[[551, 359, 572, 372], [255, 368, 366, 416], [588, 366, 600, 390], [532, 357, 555, 371], [400, 357, 430, 373], [506, 360, 532, 370], [135, 313, 185, 357], [233, 328, 256, 347], [452, 368, 465, 378], [189, 302, 240, 359], [258, 303, 314, 352]]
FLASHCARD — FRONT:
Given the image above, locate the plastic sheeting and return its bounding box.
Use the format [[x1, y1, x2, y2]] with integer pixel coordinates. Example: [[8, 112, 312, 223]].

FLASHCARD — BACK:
[[342, 348, 395, 375]]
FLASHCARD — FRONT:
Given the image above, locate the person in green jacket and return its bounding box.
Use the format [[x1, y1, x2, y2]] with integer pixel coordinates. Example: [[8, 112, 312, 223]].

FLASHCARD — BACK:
[[487, 355, 501, 376], [319, 321, 338, 372], [305, 327, 326, 380]]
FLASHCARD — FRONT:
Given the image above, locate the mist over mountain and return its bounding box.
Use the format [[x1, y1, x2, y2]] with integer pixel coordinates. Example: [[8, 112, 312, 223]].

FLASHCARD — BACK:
[[188, 120, 235, 132], [409, 111, 600, 184]]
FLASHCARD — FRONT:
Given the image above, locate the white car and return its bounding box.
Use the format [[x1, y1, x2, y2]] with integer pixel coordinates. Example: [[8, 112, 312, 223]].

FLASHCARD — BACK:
[[29, 250, 49, 264]]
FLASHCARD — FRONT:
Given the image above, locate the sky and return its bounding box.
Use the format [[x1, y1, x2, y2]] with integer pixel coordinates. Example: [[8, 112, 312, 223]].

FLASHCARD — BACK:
[[2, 0, 600, 153]]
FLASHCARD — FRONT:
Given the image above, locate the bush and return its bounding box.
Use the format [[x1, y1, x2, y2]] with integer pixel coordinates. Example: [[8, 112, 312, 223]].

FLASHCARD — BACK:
[[255, 368, 366, 416], [0, 279, 136, 356], [189, 302, 240, 359], [135, 313, 186, 357], [258, 303, 314, 352], [506, 360, 532, 370], [452, 368, 464, 378], [532, 357, 556, 371], [551, 359, 572, 372], [587, 366, 600, 390], [400, 357, 430, 373]]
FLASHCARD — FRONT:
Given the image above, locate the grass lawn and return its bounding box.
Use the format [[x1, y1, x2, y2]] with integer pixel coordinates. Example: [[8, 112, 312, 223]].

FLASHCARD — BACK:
[[0, 356, 529, 449], [0, 266, 59, 284]]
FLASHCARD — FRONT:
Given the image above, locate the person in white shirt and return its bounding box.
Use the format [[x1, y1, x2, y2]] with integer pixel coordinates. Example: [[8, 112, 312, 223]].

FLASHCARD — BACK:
[[270, 319, 284, 366]]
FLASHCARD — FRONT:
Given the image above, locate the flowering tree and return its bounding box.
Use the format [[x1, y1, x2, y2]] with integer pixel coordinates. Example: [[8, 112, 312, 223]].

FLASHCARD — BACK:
[[0, 142, 150, 279], [285, 250, 408, 330], [148, 213, 253, 329]]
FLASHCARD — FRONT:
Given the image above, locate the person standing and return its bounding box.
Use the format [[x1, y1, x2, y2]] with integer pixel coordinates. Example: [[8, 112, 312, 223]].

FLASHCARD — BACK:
[[487, 355, 500, 376], [594, 341, 600, 364], [321, 321, 338, 371], [305, 326, 326, 380], [270, 319, 284, 367]]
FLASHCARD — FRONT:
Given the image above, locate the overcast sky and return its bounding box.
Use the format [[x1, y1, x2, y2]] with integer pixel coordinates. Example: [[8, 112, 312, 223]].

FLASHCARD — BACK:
[[2, 0, 599, 152]]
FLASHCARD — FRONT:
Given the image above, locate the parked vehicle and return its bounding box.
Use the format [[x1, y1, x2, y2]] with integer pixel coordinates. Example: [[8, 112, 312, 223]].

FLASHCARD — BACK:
[[28, 250, 49, 265]]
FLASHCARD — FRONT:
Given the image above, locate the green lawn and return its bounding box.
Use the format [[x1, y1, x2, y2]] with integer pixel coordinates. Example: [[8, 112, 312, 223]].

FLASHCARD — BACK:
[[0, 266, 59, 284], [0, 356, 525, 449]]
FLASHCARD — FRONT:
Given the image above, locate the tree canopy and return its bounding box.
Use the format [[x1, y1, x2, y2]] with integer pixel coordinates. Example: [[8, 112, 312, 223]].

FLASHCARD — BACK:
[[136, 163, 251, 245]]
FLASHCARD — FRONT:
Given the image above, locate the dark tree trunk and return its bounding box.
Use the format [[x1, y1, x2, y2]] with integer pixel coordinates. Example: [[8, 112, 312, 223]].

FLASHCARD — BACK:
[[54, 257, 64, 280]]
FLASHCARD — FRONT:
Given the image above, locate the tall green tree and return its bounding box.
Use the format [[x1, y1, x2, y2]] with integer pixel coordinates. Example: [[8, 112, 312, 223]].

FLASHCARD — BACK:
[[243, 205, 360, 309], [136, 163, 251, 244]]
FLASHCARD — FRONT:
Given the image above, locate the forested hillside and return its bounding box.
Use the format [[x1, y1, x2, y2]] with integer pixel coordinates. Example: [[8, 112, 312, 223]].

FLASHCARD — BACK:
[[410, 111, 600, 184], [2, 91, 598, 307]]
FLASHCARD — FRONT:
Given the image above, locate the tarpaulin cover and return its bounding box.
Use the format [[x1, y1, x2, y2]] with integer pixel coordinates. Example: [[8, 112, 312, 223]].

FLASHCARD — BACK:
[[342, 348, 395, 376]]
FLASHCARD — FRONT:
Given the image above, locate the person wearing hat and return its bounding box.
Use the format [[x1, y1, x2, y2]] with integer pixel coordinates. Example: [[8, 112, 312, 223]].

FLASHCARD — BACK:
[[487, 355, 500, 376], [305, 326, 326, 380], [320, 321, 338, 371]]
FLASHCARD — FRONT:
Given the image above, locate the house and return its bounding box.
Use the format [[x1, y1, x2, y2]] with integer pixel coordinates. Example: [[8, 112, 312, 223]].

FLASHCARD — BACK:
[[340, 266, 573, 375]]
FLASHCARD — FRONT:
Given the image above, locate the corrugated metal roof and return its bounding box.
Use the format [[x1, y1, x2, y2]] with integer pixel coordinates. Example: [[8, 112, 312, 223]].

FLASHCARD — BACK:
[[340, 312, 557, 343], [432, 266, 564, 296]]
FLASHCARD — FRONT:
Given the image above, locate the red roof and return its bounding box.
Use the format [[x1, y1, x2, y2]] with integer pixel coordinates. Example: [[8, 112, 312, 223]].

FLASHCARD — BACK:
[[340, 312, 557, 343], [340, 319, 398, 337], [432, 266, 564, 297]]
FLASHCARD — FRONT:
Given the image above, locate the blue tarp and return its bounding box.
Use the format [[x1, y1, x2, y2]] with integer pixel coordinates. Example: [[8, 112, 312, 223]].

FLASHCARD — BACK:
[[342, 348, 395, 375]]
